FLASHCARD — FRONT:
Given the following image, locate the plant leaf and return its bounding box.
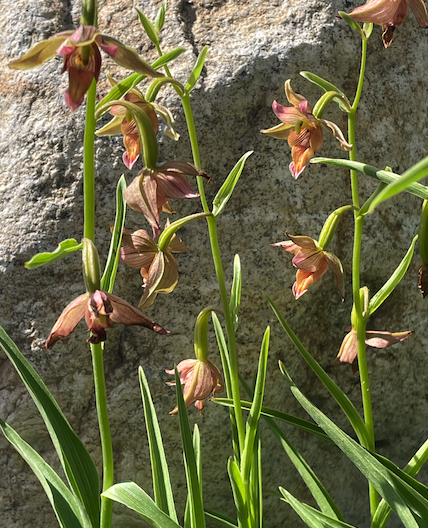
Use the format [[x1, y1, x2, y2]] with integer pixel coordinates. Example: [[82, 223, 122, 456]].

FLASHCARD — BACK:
[[204, 509, 238, 528], [0, 325, 100, 528], [228, 457, 249, 528], [212, 151, 253, 217], [138, 367, 177, 521], [184, 46, 209, 94], [280, 363, 428, 528], [25, 239, 82, 269], [135, 7, 159, 46], [229, 254, 242, 333], [174, 368, 206, 528], [102, 482, 182, 528], [368, 235, 418, 315], [241, 327, 270, 482], [300, 72, 350, 112], [101, 176, 127, 293], [0, 420, 92, 528], [155, 1, 167, 33], [279, 488, 356, 528], [266, 294, 370, 447], [312, 158, 428, 202]]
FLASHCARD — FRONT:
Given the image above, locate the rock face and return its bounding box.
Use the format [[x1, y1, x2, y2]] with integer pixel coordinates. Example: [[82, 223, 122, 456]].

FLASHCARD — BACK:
[[1, 0, 428, 527]]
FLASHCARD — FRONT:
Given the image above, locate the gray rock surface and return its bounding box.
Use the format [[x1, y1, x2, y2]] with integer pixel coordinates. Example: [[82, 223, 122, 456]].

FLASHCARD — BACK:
[[1, 0, 428, 527]]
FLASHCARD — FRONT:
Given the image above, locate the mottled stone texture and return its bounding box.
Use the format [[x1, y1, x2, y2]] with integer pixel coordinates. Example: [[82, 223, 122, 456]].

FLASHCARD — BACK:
[[1, 0, 428, 527]]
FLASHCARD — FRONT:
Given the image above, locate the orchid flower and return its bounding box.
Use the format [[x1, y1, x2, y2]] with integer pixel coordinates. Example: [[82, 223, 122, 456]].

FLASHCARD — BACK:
[[261, 80, 351, 179]]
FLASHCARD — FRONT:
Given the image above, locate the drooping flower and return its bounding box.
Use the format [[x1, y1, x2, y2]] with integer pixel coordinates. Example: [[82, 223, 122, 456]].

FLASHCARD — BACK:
[[165, 358, 225, 414], [272, 233, 344, 299], [120, 226, 188, 309], [261, 80, 352, 179], [346, 0, 428, 47], [124, 162, 207, 237], [9, 25, 162, 111], [45, 289, 168, 348], [96, 81, 179, 169], [336, 327, 414, 371]]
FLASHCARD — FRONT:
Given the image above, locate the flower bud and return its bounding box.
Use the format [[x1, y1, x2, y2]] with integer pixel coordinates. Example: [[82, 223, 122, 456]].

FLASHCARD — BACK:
[[318, 205, 355, 250], [194, 306, 219, 362], [82, 238, 101, 294]]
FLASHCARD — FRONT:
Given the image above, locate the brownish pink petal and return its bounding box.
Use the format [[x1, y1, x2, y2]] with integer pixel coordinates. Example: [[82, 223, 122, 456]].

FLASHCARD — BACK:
[[324, 251, 345, 300], [365, 330, 414, 348], [9, 33, 72, 70], [347, 0, 403, 24], [408, 0, 428, 26], [284, 79, 307, 107], [45, 293, 89, 348], [124, 174, 161, 238], [337, 329, 358, 364]]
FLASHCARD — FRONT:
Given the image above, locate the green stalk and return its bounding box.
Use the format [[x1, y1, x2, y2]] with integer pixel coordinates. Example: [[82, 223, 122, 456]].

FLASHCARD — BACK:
[[83, 80, 97, 241], [181, 93, 246, 454], [349, 35, 378, 515], [91, 343, 114, 528]]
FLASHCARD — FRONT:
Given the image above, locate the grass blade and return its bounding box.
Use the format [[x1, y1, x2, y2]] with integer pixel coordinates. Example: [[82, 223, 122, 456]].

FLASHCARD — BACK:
[[138, 367, 177, 521], [204, 509, 238, 528]]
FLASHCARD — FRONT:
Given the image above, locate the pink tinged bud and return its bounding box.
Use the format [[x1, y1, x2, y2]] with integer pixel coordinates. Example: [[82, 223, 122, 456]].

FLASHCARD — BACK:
[[166, 359, 225, 414], [45, 290, 168, 348]]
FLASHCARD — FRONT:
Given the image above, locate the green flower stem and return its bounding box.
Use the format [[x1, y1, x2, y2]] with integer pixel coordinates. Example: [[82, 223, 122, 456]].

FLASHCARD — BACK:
[[83, 80, 97, 242], [349, 35, 378, 516], [91, 343, 114, 528], [181, 93, 246, 454]]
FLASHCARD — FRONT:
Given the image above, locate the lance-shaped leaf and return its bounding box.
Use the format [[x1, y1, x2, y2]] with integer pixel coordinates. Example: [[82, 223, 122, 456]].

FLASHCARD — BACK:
[[300, 71, 350, 112], [368, 235, 418, 315], [279, 363, 428, 528], [311, 158, 428, 202], [155, 1, 167, 33], [139, 367, 177, 521], [212, 151, 253, 217], [228, 457, 249, 528], [136, 7, 159, 47], [0, 325, 100, 528], [279, 488, 356, 528], [229, 254, 242, 333], [339, 11, 366, 38], [101, 176, 126, 293], [102, 482, 182, 528], [184, 47, 209, 95], [25, 239, 82, 269], [0, 420, 92, 528]]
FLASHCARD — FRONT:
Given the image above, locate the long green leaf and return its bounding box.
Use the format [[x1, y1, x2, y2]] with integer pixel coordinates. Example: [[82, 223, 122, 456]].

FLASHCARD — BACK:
[[138, 367, 177, 521], [241, 327, 270, 482], [279, 488, 356, 528], [204, 509, 238, 528], [212, 152, 253, 217], [368, 235, 418, 315], [229, 255, 242, 333], [266, 294, 370, 447], [0, 420, 91, 528], [228, 457, 249, 528], [94, 48, 186, 117], [184, 46, 209, 94], [372, 439, 428, 528], [25, 239, 82, 269], [213, 398, 331, 442], [269, 419, 343, 520], [102, 482, 182, 528], [101, 175, 127, 293], [367, 155, 428, 212], [0, 325, 100, 528], [280, 363, 428, 528], [311, 158, 428, 201], [248, 433, 263, 528], [135, 7, 159, 46], [175, 368, 206, 528]]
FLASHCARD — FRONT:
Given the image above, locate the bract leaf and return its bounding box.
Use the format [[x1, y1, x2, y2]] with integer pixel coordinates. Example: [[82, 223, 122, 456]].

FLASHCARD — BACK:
[[155, 1, 167, 33], [212, 151, 253, 217], [229, 254, 242, 333], [25, 239, 82, 269], [184, 46, 209, 95], [368, 235, 418, 315], [300, 72, 350, 112], [338, 11, 366, 39], [102, 482, 182, 528], [135, 7, 159, 46]]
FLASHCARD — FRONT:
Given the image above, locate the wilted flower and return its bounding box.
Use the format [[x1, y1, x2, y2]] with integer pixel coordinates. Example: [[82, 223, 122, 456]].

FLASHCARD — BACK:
[[273, 233, 344, 299], [336, 327, 414, 371], [45, 289, 168, 348], [9, 25, 162, 111], [124, 162, 206, 237], [346, 0, 428, 47], [261, 80, 351, 179], [97, 82, 179, 169], [120, 226, 188, 309], [165, 358, 224, 414]]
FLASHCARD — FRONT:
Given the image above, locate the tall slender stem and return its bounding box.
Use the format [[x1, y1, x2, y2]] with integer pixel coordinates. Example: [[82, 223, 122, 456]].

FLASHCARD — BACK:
[[91, 343, 114, 528], [349, 35, 378, 515], [181, 93, 246, 454], [83, 80, 97, 242]]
